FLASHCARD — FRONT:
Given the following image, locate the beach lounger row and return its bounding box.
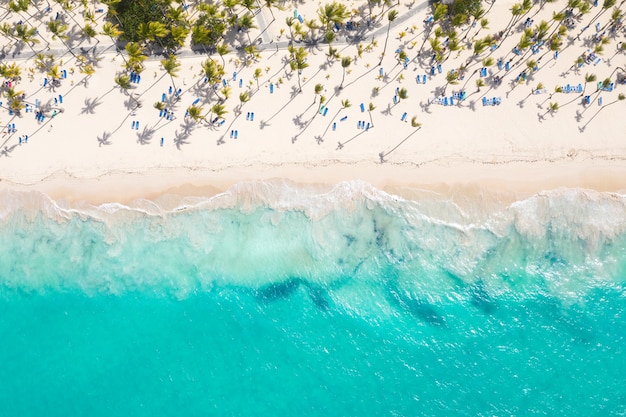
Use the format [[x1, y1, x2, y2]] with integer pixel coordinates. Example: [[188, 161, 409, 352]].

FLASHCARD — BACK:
[[597, 82, 614, 92], [130, 72, 141, 84], [230, 130, 239, 139], [246, 112, 255, 121], [429, 96, 457, 106], [131, 121, 140, 130], [452, 91, 467, 100], [561, 83, 583, 93], [416, 74, 428, 84], [482, 97, 502, 106], [6, 123, 16, 133], [357, 120, 370, 130], [429, 64, 443, 76]]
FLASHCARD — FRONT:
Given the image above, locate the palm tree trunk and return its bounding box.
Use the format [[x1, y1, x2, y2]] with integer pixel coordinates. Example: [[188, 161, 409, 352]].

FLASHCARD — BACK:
[[379, 22, 392, 66]]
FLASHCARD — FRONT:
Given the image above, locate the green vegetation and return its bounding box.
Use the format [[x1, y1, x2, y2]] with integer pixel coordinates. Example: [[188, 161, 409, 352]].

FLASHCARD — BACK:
[[106, 0, 184, 51]]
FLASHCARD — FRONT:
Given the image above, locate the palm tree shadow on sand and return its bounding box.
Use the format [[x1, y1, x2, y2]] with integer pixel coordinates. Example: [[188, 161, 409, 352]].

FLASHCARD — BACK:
[[80, 97, 102, 114], [97, 131, 112, 147], [137, 126, 156, 145]]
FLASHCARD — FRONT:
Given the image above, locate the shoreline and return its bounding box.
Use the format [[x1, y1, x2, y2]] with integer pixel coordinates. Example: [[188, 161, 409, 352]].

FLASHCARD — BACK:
[[2, 160, 626, 205]]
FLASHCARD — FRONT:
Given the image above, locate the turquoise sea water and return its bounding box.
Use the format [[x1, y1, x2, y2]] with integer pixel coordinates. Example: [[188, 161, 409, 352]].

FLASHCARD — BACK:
[[1, 181, 625, 416]]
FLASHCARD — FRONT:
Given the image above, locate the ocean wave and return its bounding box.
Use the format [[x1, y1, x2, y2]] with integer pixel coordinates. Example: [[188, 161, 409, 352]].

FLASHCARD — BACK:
[[0, 182, 624, 301]]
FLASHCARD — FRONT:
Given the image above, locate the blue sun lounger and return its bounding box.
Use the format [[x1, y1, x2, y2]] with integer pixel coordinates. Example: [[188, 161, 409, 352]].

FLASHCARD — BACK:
[[360, 103, 365, 112], [401, 112, 407, 121], [422, 74, 427, 84], [340, 115, 348, 122]]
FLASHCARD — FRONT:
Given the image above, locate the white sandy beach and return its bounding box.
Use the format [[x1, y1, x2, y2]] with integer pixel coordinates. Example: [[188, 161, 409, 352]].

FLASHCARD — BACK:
[[0, 0, 625, 203]]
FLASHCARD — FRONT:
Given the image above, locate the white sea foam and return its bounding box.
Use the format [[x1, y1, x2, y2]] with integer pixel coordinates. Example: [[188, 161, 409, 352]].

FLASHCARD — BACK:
[[0, 182, 624, 300]]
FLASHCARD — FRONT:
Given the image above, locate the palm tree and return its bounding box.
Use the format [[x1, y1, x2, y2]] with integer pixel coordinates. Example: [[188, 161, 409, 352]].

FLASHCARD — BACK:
[[238, 13, 257, 44], [582, 73, 596, 95], [114, 73, 139, 108], [13, 23, 39, 50], [47, 19, 74, 56], [201, 58, 224, 88], [461, 6, 485, 41], [47, 20, 69, 41], [82, 24, 97, 41], [210, 103, 227, 121], [367, 102, 376, 127], [170, 26, 190, 48], [8, 0, 29, 13], [340, 57, 351, 89], [313, 83, 324, 104], [4, 87, 25, 114], [125, 42, 147, 72], [326, 45, 340, 63], [191, 25, 211, 52], [289, 46, 309, 92], [186, 105, 204, 122], [317, 1, 349, 32], [379, 9, 399, 65], [241, 0, 258, 13], [253, 68, 263, 91], [216, 43, 230, 67], [445, 70, 460, 92], [411, 116, 421, 128], [47, 65, 62, 83], [101, 22, 123, 43], [238, 91, 250, 113], [398, 87, 408, 100], [161, 54, 181, 93], [221, 86, 232, 101], [114, 74, 131, 91], [548, 101, 559, 115]]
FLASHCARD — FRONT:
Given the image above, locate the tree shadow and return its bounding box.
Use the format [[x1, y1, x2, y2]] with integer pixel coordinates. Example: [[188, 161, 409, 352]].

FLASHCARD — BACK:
[[137, 126, 156, 145], [419, 100, 432, 113], [80, 96, 102, 114], [97, 131, 112, 146], [0, 143, 18, 157]]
